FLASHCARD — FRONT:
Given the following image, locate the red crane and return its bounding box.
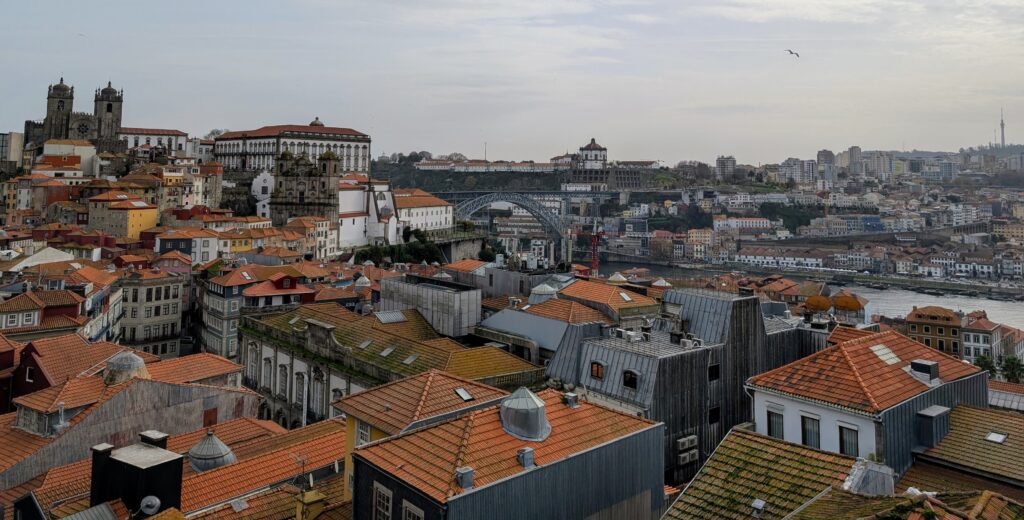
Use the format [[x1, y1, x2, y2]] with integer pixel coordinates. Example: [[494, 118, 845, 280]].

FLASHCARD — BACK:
[[571, 228, 604, 275]]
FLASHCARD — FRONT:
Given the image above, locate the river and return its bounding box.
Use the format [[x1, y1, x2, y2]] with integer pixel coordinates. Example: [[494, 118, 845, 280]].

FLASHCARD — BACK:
[[600, 262, 1024, 329]]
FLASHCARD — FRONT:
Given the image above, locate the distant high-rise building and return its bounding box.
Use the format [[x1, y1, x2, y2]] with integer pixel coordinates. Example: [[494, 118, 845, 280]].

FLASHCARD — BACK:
[[816, 149, 834, 166], [715, 155, 736, 179], [848, 146, 863, 176], [1001, 109, 1006, 148]]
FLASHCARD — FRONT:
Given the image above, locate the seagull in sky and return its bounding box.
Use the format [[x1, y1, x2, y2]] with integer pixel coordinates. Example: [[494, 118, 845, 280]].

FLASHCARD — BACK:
[[785, 49, 799, 58]]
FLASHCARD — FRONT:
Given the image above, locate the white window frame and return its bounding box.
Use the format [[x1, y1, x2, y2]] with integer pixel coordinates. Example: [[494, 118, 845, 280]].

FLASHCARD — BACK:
[[402, 501, 424, 520], [357, 420, 372, 447], [373, 482, 392, 520]]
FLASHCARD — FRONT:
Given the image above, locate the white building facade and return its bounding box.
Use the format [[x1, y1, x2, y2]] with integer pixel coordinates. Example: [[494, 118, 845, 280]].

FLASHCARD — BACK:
[[214, 118, 371, 172]]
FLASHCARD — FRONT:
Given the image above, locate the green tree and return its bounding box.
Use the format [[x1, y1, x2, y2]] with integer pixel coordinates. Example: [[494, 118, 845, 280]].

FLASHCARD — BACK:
[[974, 354, 997, 378], [1002, 356, 1023, 384]]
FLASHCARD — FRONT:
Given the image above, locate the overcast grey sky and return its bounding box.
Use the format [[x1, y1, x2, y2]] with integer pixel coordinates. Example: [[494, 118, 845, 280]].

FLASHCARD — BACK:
[[2, 0, 1022, 164]]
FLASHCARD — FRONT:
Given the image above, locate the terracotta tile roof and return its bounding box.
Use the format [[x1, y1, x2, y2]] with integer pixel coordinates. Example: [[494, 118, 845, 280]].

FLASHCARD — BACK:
[[665, 429, 859, 520], [443, 259, 487, 273], [989, 380, 1024, 395], [313, 285, 367, 302], [907, 305, 962, 322], [966, 317, 1001, 332], [915, 406, 1024, 486], [558, 279, 657, 312], [241, 280, 314, 297], [790, 488, 1024, 519], [217, 125, 367, 140], [0, 412, 53, 474], [748, 331, 982, 414], [23, 417, 286, 516], [354, 389, 656, 503], [25, 334, 159, 385], [179, 419, 345, 513], [189, 476, 350, 519], [481, 294, 520, 311], [68, 266, 118, 288], [336, 369, 508, 435], [118, 127, 188, 136], [0, 291, 45, 312], [12, 376, 107, 413], [86, 190, 137, 202], [393, 194, 451, 209], [35, 290, 85, 307], [257, 305, 542, 383], [145, 353, 243, 385], [0, 333, 22, 354], [522, 298, 613, 325], [898, 460, 1024, 504], [826, 325, 875, 345]]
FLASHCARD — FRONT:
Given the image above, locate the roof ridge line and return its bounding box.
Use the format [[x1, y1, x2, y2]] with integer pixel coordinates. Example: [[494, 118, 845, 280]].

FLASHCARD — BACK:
[[838, 342, 880, 411], [412, 371, 436, 422], [446, 412, 476, 497]]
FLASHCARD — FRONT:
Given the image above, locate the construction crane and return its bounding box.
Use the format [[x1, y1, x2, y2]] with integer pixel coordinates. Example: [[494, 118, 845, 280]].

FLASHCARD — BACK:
[[572, 227, 604, 275]]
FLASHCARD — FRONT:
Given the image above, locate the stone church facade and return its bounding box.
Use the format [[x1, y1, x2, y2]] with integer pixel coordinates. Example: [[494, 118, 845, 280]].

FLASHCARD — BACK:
[[23, 78, 126, 153], [268, 150, 344, 226]]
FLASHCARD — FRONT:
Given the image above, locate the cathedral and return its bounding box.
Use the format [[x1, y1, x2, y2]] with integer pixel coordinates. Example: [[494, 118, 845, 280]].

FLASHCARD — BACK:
[[268, 149, 345, 226], [23, 78, 126, 153]]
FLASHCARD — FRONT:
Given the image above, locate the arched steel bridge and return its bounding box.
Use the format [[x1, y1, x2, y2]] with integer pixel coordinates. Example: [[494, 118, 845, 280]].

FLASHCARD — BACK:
[[454, 192, 567, 240]]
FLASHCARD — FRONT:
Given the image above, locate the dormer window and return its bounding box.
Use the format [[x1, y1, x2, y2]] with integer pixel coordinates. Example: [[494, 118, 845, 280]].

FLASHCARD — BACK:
[[25, 366, 34, 383], [590, 362, 605, 381], [623, 370, 639, 390], [283, 279, 290, 288]]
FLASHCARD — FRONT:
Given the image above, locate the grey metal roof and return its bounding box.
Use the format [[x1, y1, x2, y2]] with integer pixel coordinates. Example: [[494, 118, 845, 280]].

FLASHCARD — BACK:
[[479, 310, 569, 352], [663, 289, 742, 345], [374, 310, 408, 324], [62, 504, 119, 520], [763, 316, 798, 335], [589, 332, 700, 359]]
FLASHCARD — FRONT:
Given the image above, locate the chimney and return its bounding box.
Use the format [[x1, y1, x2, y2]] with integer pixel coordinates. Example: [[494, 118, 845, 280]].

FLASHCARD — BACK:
[[517, 447, 536, 469], [295, 489, 327, 520], [564, 392, 579, 409], [751, 498, 766, 518], [88, 435, 183, 514], [916, 405, 951, 449], [910, 359, 939, 382], [89, 443, 115, 507], [455, 466, 474, 490], [140, 430, 169, 449], [669, 331, 683, 345]]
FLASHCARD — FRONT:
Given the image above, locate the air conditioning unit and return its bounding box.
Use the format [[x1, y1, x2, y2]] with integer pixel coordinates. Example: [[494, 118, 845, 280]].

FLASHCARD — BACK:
[[676, 450, 699, 466], [676, 435, 698, 451], [679, 339, 694, 349]]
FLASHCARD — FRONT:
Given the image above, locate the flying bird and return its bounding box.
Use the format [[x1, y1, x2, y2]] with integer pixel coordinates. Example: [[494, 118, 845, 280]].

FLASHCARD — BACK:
[[785, 49, 799, 58]]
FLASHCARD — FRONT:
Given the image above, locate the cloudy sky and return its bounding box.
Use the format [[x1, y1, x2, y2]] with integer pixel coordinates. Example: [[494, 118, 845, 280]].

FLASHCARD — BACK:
[[2, 0, 1023, 164]]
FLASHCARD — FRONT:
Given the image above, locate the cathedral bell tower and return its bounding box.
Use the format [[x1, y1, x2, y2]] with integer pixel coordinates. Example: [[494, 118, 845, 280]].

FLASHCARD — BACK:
[[94, 81, 123, 141], [43, 78, 74, 141]]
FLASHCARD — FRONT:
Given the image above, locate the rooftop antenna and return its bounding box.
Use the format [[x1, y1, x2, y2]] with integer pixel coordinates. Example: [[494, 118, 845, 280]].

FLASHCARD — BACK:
[[484, 141, 488, 162]]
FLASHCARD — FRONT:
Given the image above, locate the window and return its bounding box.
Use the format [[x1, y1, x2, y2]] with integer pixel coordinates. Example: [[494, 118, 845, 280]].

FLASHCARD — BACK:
[[146, 288, 153, 302], [839, 426, 859, 456], [5, 314, 15, 327], [402, 502, 424, 520], [22, 312, 33, 325], [923, 325, 931, 334], [145, 307, 153, 318], [589, 362, 604, 381], [623, 370, 639, 390], [357, 421, 372, 446], [952, 341, 959, 354], [951, 328, 958, 336], [938, 339, 945, 351], [801, 416, 820, 449], [708, 407, 720, 424], [708, 364, 720, 382], [937, 327, 944, 336], [373, 482, 392, 520], [25, 366, 34, 383], [910, 324, 917, 332], [924, 338, 931, 347], [767, 410, 784, 439]]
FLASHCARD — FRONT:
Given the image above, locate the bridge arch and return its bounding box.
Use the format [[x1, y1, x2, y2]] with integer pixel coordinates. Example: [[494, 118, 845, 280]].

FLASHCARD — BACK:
[[455, 192, 565, 240]]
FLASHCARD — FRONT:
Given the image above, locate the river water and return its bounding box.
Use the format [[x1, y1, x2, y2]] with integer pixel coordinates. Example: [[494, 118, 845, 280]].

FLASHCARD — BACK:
[[600, 262, 1024, 329]]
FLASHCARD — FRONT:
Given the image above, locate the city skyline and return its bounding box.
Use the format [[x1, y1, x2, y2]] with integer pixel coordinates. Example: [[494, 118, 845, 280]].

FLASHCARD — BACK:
[[2, 0, 1023, 164]]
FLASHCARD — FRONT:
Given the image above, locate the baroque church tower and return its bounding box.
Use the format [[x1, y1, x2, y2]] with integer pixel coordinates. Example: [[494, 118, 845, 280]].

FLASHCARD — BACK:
[[42, 78, 74, 141]]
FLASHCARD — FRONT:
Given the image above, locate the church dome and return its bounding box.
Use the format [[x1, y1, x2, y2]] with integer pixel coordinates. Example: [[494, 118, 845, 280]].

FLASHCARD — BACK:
[[100, 81, 118, 96], [188, 431, 237, 472], [355, 275, 373, 287], [104, 350, 150, 385], [309, 117, 325, 127], [500, 388, 551, 441], [52, 78, 71, 95]]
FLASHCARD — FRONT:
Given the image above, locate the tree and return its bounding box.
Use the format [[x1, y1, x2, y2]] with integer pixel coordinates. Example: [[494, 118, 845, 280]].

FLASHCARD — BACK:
[[1002, 356, 1023, 384], [203, 129, 228, 139], [445, 152, 468, 162], [464, 176, 477, 189], [975, 354, 997, 379], [785, 178, 798, 190]]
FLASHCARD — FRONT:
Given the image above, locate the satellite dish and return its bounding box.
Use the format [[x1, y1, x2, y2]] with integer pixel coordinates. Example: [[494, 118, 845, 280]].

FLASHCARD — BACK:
[[140, 496, 161, 515]]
